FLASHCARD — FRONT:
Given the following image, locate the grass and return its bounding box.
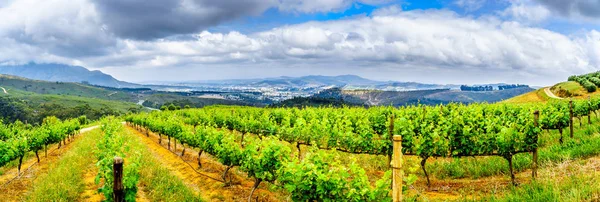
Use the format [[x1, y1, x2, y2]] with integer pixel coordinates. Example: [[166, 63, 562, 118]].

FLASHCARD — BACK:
[[426, 115, 600, 180], [26, 129, 103, 201], [0, 152, 36, 176], [22, 124, 201, 201], [478, 158, 600, 201], [506, 81, 600, 103], [122, 127, 203, 201], [551, 81, 585, 97], [502, 89, 547, 103]]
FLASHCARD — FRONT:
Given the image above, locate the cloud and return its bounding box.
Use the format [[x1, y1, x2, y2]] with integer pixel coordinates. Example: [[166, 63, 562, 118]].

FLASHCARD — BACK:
[[0, 1, 598, 85], [278, 0, 394, 13], [501, 0, 551, 23], [88, 0, 396, 40], [91, 0, 276, 40], [455, 0, 486, 12], [534, 0, 600, 20], [0, 0, 116, 57], [0, 0, 394, 60], [78, 8, 598, 86]]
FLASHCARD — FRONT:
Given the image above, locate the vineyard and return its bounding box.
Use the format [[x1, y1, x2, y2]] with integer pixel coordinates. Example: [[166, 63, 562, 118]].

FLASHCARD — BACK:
[[0, 96, 600, 201], [122, 97, 600, 201], [0, 116, 83, 174], [568, 72, 600, 93]]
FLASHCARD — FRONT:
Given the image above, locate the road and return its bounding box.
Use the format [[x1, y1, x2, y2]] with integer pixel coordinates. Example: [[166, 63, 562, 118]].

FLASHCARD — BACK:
[[544, 87, 563, 99], [80, 125, 99, 133], [137, 100, 160, 111], [0, 87, 7, 94]]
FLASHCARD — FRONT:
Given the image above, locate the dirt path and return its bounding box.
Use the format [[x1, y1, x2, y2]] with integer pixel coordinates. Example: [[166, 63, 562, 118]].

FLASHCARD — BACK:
[[0, 125, 99, 201], [127, 126, 286, 201], [0, 87, 7, 94], [544, 87, 563, 99], [79, 165, 103, 202], [78, 124, 151, 202]]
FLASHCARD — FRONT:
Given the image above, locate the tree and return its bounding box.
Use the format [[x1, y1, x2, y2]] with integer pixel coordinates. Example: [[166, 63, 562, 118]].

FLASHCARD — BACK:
[[167, 104, 177, 111]]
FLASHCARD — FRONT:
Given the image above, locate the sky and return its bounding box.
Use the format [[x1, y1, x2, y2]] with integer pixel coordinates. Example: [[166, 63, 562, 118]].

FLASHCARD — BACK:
[[0, 0, 599, 86]]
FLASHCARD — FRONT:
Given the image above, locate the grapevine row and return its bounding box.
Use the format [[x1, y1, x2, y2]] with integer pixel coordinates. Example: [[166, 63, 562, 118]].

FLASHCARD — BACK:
[[126, 117, 392, 201], [96, 117, 141, 201], [0, 116, 83, 174]]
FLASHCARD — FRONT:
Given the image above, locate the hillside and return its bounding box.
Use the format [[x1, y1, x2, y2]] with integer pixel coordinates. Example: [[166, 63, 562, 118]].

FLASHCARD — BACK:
[[0, 63, 139, 88], [0, 74, 253, 109], [424, 87, 535, 103], [0, 87, 143, 124], [308, 87, 534, 106], [504, 72, 600, 103], [0, 74, 137, 102], [140, 93, 254, 109]]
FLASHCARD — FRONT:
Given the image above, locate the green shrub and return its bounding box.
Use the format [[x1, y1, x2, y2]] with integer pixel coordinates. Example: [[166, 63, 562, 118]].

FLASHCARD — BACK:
[[589, 77, 600, 87], [581, 80, 597, 92]]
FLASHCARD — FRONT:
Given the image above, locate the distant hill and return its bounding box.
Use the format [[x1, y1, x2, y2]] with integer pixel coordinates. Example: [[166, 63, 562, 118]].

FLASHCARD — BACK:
[[0, 63, 139, 88], [0, 85, 144, 124], [0, 74, 256, 112], [0, 74, 137, 101], [305, 87, 535, 106], [423, 87, 535, 103], [172, 74, 526, 93], [176, 74, 384, 87]]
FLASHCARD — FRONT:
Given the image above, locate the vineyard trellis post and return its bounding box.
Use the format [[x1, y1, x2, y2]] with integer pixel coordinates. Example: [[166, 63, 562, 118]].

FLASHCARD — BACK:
[[113, 157, 124, 202], [392, 135, 402, 202], [388, 114, 395, 168], [532, 110, 539, 179], [570, 99, 574, 138], [589, 96, 592, 124]]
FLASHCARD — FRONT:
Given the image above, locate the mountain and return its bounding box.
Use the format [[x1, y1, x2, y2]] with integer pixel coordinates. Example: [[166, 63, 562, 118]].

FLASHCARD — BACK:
[[0, 63, 139, 88], [173, 74, 383, 87]]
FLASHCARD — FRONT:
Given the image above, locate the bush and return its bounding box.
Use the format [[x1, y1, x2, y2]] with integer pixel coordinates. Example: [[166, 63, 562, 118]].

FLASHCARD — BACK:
[[589, 77, 600, 87], [568, 75, 578, 81], [582, 80, 597, 92]]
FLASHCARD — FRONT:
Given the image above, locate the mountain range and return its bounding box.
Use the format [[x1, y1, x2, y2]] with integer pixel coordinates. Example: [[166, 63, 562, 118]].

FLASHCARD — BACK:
[[0, 63, 531, 91], [0, 63, 535, 105], [0, 63, 139, 88]]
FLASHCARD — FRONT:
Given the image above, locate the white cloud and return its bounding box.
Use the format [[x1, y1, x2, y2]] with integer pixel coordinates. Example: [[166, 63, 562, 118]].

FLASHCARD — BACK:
[[78, 8, 599, 86], [455, 0, 486, 12], [0, 1, 598, 86], [0, 0, 115, 57], [501, 0, 551, 24], [278, 0, 393, 13]]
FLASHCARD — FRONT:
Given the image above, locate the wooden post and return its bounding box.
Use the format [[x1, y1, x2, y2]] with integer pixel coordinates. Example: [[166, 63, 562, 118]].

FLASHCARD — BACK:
[[392, 135, 403, 202], [113, 157, 124, 202], [532, 111, 539, 179], [570, 99, 574, 138], [589, 96, 592, 124], [388, 114, 395, 167]]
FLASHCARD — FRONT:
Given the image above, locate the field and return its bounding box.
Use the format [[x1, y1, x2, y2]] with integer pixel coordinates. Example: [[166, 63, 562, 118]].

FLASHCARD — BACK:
[[2, 96, 600, 201], [2, 73, 600, 201]]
